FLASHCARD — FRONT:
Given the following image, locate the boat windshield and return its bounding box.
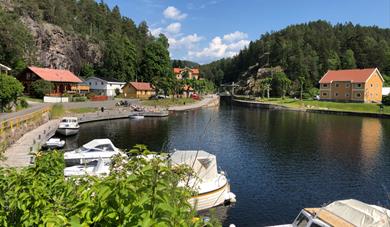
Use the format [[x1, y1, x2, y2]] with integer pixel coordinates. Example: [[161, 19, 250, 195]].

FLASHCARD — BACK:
[[293, 212, 310, 227], [61, 119, 69, 123]]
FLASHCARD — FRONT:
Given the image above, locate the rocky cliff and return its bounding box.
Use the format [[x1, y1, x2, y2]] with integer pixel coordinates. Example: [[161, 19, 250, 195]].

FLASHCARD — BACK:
[[20, 16, 102, 73]]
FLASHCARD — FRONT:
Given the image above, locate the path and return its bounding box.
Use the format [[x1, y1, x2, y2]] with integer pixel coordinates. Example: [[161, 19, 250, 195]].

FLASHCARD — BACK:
[[168, 95, 219, 111], [0, 103, 49, 121]]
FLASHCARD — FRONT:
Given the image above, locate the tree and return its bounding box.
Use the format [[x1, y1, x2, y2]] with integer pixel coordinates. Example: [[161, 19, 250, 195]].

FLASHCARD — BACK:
[[341, 49, 357, 69], [298, 76, 305, 100], [139, 34, 171, 82], [30, 80, 54, 98], [261, 78, 272, 99], [273, 72, 291, 98], [0, 74, 24, 111], [327, 51, 341, 70], [80, 63, 95, 78]]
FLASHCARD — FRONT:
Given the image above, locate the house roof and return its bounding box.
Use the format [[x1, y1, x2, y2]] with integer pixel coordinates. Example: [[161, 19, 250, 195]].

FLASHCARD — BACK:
[[319, 68, 382, 83], [28, 66, 82, 83], [173, 67, 200, 74], [129, 82, 154, 91]]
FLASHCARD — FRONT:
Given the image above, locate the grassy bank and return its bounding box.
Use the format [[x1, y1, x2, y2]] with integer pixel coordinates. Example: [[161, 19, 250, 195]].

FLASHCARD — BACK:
[[50, 104, 98, 118], [251, 97, 390, 114], [142, 98, 196, 107], [66, 107, 98, 114]]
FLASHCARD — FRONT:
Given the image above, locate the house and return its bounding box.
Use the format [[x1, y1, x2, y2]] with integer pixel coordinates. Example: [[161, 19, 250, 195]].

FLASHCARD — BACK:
[[122, 82, 155, 99], [85, 76, 126, 96], [0, 63, 11, 75], [70, 82, 90, 94], [18, 66, 82, 95], [319, 68, 384, 103], [173, 67, 200, 80], [383, 87, 390, 96]]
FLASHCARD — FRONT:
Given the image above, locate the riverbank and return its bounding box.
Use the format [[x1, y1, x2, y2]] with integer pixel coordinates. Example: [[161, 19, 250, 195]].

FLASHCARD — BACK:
[[232, 97, 390, 119]]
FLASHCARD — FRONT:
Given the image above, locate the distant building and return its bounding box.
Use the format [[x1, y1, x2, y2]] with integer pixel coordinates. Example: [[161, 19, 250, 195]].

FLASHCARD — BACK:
[[70, 82, 90, 95], [85, 76, 126, 96], [18, 66, 82, 95], [383, 87, 390, 96], [122, 82, 155, 99], [173, 67, 200, 80], [319, 68, 384, 103]]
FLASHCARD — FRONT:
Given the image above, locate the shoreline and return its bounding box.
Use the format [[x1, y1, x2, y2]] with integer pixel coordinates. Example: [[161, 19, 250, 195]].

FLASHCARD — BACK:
[[0, 95, 219, 168], [232, 98, 390, 119]]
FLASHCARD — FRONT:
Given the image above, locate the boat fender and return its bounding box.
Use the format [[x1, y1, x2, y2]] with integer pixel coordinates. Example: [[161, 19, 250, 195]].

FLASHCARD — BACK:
[[220, 171, 225, 175], [225, 192, 237, 203]]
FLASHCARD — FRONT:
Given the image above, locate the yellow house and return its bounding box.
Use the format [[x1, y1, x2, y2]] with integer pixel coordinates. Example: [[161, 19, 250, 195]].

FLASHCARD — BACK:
[[319, 68, 384, 103], [122, 82, 155, 99]]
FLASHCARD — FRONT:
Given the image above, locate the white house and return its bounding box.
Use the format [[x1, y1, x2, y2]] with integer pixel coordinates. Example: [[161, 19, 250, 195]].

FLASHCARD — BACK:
[[383, 87, 390, 96], [85, 76, 126, 96]]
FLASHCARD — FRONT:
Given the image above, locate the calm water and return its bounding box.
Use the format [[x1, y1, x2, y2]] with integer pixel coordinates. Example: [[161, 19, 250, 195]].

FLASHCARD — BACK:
[[63, 100, 390, 226]]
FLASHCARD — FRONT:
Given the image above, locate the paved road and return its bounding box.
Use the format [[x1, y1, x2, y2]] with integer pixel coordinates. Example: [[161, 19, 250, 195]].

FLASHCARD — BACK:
[[0, 99, 139, 122]]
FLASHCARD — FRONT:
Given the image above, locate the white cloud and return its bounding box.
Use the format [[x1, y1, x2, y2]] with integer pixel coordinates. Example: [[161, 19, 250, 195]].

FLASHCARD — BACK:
[[166, 22, 181, 34], [188, 32, 250, 62], [163, 6, 187, 20], [169, 34, 203, 49], [223, 31, 248, 42]]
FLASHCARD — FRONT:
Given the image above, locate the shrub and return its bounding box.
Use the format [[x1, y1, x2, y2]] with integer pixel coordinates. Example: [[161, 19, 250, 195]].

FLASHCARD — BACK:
[[71, 96, 87, 102], [86, 92, 97, 100], [19, 97, 29, 108], [31, 80, 54, 98], [0, 74, 24, 112], [0, 146, 209, 226]]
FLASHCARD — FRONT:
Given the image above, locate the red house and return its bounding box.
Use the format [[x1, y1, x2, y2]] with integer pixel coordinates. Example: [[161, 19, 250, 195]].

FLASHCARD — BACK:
[[18, 66, 82, 95]]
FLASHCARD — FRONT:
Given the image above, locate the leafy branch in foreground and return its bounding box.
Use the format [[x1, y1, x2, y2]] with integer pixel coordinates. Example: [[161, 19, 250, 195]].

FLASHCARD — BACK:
[[0, 147, 216, 226]]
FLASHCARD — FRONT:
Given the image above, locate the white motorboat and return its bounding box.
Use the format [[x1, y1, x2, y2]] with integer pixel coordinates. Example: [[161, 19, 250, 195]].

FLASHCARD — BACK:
[[129, 113, 145, 119], [64, 139, 125, 166], [268, 199, 390, 227], [64, 158, 110, 177], [43, 138, 65, 149], [57, 117, 80, 136], [170, 150, 236, 211]]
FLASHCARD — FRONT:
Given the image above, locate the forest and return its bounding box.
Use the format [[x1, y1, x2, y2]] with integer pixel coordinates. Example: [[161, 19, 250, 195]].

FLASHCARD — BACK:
[[0, 0, 171, 82], [201, 21, 390, 92]]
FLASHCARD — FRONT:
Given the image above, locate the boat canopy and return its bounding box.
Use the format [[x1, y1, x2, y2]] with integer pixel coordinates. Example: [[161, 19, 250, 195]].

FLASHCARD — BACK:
[[82, 139, 118, 152], [61, 117, 78, 122], [323, 199, 390, 227], [170, 150, 218, 181]]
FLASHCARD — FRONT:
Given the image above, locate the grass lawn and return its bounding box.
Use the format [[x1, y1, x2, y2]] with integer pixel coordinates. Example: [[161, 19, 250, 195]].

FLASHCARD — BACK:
[[50, 104, 65, 118], [66, 107, 98, 114], [142, 98, 196, 107], [22, 96, 43, 103], [252, 97, 390, 114]]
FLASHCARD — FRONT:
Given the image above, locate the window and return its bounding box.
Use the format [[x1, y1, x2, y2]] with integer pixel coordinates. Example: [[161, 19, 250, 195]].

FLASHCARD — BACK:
[[322, 84, 328, 88], [371, 83, 373, 87], [322, 92, 327, 96], [89, 82, 91, 85], [335, 83, 339, 87], [293, 213, 310, 227], [101, 82, 104, 85], [95, 82, 97, 86], [346, 93, 350, 97], [356, 93, 361, 98], [109, 83, 112, 86], [335, 92, 339, 97], [376, 83, 379, 88], [356, 83, 362, 88], [345, 83, 350, 88]]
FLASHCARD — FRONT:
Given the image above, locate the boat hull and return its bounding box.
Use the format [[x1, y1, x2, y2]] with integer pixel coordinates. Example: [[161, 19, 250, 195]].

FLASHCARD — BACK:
[[56, 128, 79, 136], [189, 182, 233, 211]]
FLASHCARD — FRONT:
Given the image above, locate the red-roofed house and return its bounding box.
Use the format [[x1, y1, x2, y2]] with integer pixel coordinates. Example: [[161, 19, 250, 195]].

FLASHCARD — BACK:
[[319, 68, 384, 103], [173, 67, 200, 80], [122, 82, 155, 99], [18, 66, 83, 95]]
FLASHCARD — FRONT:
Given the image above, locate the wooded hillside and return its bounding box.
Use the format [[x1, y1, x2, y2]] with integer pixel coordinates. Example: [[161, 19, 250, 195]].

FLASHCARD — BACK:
[[201, 21, 390, 89]]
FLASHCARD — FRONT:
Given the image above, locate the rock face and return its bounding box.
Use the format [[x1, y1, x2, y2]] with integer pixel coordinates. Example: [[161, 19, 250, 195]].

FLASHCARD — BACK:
[[20, 16, 103, 73]]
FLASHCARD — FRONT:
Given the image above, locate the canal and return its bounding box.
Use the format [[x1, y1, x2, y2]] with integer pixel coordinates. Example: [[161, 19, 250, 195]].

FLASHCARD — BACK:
[[63, 101, 390, 226]]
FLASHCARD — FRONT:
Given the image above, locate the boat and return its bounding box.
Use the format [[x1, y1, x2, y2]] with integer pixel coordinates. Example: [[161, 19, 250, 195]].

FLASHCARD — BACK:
[[129, 113, 145, 119], [63, 139, 125, 166], [64, 158, 110, 177], [56, 117, 80, 136], [170, 150, 236, 211], [268, 199, 390, 227], [142, 111, 169, 117], [43, 138, 65, 149]]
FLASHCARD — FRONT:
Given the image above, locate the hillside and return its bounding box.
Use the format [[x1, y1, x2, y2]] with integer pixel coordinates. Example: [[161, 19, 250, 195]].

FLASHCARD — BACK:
[[0, 0, 170, 82], [201, 20, 390, 90]]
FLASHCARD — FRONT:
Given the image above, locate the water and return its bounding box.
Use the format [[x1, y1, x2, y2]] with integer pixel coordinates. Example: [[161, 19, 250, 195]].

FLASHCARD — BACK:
[[63, 101, 390, 226]]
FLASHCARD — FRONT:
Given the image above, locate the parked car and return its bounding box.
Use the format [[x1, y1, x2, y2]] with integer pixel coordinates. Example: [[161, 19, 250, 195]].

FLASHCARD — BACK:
[[191, 93, 200, 100], [149, 95, 167, 100]]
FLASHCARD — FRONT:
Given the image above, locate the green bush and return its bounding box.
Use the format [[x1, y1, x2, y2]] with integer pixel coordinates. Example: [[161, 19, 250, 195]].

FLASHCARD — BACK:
[[71, 96, 87, 102], [86, 92, 97, 99], [0, 74, 24, 112], [0, 146, 210, 226], [19, 97, 28, 108], [31, 80, 54, 98]]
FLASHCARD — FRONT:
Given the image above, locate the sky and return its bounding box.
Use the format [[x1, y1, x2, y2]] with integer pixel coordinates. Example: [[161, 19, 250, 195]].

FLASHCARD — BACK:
[[104, 0, 390, 64]]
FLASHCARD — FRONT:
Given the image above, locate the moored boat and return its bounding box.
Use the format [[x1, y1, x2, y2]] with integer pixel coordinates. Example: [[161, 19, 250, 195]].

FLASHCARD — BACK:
[[43, 138, 65, 149], [170, 150, 236, 211], [57, 117, 80, 136], [268, 199, 390, 227], [63, 139, 125, 166], [129, 113, 145, 119], [64, 158, 110, 177]]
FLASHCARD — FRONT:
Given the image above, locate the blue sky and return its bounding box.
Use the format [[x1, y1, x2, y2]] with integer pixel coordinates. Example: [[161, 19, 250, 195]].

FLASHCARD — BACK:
[[104, 0, 390, 64]]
